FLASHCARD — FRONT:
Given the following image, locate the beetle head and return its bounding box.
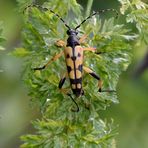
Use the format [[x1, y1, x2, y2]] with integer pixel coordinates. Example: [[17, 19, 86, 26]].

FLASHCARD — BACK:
[[66, 29, 78, 36]]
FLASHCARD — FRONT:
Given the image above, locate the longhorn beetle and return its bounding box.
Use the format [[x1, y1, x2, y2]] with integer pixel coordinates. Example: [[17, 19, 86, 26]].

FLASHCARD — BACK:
[[24, 4, 118, 112]]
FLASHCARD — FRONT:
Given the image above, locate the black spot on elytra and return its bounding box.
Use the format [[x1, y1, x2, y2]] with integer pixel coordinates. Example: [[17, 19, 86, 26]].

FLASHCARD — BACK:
[[78, 53, 81, 57], [66, 54, 70, 58], [67, 66, 72, 73], [78, 65, 82, 72]]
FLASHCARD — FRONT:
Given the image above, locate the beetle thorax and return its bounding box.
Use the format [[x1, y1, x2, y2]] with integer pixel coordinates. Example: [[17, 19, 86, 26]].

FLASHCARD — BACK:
[[67, 35, 79, 46]]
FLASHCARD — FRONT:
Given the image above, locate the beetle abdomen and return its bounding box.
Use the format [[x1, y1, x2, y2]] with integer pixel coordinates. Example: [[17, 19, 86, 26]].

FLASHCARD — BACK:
[[64, 46, 83, 96]]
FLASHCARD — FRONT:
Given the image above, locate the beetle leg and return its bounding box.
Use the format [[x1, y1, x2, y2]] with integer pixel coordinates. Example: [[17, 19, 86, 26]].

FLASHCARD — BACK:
[[59, 87, 70, 95], [83, 66, 102, 92], [59, 73, 79, 112], [59, 72, 68, 89], [83, 66, 116, 92], [83, 47, 96, 52], [79, 34, 87, 43], [33, 51, 63, 70], [58, 72, 70, 93], [55, 40, 66, 47], [67, 93, 79, 112], [83, 47, 103, 55]]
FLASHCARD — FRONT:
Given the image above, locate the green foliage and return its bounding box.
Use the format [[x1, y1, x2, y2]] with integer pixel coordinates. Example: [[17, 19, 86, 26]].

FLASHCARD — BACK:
[[12, 0, 146, 147], [0, 21, 5, 50], [118, 0, 148, 44], [0, 21, 5, 73]]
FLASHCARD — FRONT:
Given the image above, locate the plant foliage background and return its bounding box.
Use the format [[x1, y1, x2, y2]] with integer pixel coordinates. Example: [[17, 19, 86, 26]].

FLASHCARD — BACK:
[[0, 0, 148, 148], [0, 22, 5, 51], [14, 0, 133, 147]]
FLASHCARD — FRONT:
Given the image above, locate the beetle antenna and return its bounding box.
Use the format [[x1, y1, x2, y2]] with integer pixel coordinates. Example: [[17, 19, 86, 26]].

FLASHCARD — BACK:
[[24, 4, 71, 30], [75, 8, 118, 30]]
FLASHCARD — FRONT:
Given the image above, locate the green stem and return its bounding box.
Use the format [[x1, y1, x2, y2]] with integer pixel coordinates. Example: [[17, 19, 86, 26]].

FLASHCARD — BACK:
[[85, 0, 93, 17]]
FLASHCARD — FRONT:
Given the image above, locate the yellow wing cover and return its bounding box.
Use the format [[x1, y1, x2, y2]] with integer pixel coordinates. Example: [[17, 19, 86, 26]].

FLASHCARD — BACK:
[[64, 45, 83, 96]]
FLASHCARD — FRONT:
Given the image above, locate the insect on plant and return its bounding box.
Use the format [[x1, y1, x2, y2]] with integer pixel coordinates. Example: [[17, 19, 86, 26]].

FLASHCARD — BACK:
[[24, 4, 118, 112]]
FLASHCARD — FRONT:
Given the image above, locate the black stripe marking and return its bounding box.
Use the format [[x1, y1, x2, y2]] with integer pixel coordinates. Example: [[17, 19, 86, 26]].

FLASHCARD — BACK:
[[72, 46, 77, 90], [70, 78, 82, 84], [71, 56, 77, 61]]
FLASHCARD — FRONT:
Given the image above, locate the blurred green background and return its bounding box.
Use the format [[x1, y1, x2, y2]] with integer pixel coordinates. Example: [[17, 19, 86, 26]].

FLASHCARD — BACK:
[[0, 0, 148, 148]]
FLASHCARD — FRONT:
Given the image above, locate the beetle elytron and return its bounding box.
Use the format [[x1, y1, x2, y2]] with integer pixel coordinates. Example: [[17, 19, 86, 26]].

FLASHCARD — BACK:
[[25, 5, 118, 111]]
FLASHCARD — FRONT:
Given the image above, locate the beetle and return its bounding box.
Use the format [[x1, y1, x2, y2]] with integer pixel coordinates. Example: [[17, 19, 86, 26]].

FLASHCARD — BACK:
[[25, 5, 118, 111]]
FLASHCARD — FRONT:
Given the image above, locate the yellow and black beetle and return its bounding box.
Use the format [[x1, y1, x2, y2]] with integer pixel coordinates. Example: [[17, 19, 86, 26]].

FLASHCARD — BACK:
[[25, 5, 118, 111]]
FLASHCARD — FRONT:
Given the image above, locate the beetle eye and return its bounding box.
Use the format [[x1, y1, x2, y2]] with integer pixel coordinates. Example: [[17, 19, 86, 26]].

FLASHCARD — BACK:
[[67, 30, 70, 35]]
